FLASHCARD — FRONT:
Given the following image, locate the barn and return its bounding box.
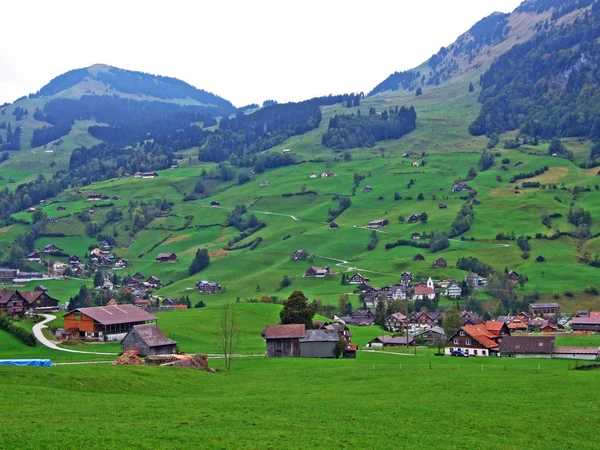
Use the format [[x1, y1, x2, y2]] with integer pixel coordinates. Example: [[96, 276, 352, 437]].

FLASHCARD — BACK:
[[63, 304, 157, 341], [121, 324, 177, 356], [299, 330, 339, 358], [264, 324, 305, 357]]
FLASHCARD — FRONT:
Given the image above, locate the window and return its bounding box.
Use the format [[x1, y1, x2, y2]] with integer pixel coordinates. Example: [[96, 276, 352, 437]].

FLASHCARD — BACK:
[[466, 339, 472, 346], [459, 331, 465, 336], [482, 350, 486, 356], [74, 313, 82, 320], [453, 339, 459, 345], [474, 350, 478, 355]]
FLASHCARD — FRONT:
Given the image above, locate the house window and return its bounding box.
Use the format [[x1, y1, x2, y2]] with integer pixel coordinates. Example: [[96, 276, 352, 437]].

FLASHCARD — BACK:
[[453, 339, 459, 345], [466, 339, 471, 346], [474, 350, 478, 355], [74, 313, 82, 320], [482, 350, 486, 356], [459, 331, 465, 336]]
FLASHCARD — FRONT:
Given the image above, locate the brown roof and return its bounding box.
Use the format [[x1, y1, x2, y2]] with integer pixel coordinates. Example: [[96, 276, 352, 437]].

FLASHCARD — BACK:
[[19, 291, 44, 305], [264, 324, 305, 339], [129, 324, 176, 347], [570, 317, 600, 325], [414, 286, 435, 296], [0, 290, 18, 305], [499, 336, 555, 354], [71, 304, 157, 325], [156, 253, 177, 259]]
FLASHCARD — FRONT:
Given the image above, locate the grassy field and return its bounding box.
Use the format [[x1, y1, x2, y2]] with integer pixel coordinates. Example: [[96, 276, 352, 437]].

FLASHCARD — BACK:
[[0, 353, 598, 449]]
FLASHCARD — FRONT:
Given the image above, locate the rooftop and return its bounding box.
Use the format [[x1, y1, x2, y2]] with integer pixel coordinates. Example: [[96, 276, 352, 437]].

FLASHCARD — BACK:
[[264, 324, 306, 339], [70, 304, 157, 325]]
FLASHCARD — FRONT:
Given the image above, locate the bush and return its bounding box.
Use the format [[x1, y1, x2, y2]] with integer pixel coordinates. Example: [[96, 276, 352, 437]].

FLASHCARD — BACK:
[[0, 317, 36, 346], [522, 252, 530, 259], [564, 291, 574, 297], [584, 286, 599, 296]]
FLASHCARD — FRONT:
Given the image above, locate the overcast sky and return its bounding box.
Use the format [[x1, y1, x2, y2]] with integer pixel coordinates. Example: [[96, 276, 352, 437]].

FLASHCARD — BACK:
[[1, 0, 524, 107]]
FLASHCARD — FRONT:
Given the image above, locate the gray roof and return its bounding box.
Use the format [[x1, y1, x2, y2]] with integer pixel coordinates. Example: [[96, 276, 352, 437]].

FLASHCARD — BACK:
[[415, 326, 445, 337], [529, 303, 560, 309], [70, 304, 157, 325], [300, 330, 339, 343], [499, 336, 555, 354], [130, 324, 176, 347], [370, 335, 414, 345]]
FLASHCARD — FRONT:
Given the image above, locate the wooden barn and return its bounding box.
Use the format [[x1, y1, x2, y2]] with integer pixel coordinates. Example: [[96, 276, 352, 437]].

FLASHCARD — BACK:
[[63, 304, 157, 341], [0, 290, 27, 316], [299, 330, 339, 358], [156, 252, 177, 263], [121, 324, 177, 356], [19, 291, 59, 311], [264, 324, 305, 357]]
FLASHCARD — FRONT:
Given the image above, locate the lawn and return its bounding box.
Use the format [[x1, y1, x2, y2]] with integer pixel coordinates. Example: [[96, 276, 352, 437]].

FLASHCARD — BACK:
[[0, 353, 598, 449]]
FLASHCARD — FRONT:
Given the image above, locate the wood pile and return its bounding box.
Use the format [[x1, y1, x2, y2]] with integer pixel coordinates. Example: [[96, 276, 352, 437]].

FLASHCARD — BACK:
[[111, 351, 143, 365], [161, 353, 215, 372]]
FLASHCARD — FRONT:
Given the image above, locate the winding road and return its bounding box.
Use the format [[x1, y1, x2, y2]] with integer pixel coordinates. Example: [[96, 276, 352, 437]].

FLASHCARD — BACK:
[[33, 314, 119, 355]]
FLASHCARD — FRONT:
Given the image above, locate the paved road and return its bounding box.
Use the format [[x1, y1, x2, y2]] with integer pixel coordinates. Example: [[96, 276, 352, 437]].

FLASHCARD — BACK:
[[33, 314, 119, 355]]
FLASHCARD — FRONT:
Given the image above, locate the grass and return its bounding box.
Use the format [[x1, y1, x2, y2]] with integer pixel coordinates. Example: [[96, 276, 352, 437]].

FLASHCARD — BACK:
[[0, 353, 599, 449]]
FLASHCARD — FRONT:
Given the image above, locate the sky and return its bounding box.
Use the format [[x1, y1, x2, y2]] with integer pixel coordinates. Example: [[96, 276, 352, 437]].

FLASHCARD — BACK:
[[1, 0, 524, 107]]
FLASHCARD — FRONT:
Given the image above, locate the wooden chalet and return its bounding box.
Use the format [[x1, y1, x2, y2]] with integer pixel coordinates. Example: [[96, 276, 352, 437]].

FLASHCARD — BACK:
[[400, 272, 413, 284], [264, 324, 306, 357], [156, 253, 177, 263], [305, 266, 331, 278], [0, 290, 28, 316], [385, 312, 406, 331], [196, 280, 222, 293], [499, 336, 555, 358], [121, 324, 177, 356], [63, 304, 157, 341], [432, 258, 447, 268], [348, 273, 370, 285], [446, 325, 500, 357], [529, 303, 560, 316], [407, 311, 442, 329], [351, 309, 376, 326], [413, 254, 425, 261], [367, 219, 389, 228], [19, 291, 59, 311]]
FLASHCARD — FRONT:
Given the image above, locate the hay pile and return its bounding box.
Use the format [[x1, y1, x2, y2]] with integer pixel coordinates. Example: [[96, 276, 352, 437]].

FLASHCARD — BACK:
[[111, 351, 143, 365], [161, 353, 215, 372]]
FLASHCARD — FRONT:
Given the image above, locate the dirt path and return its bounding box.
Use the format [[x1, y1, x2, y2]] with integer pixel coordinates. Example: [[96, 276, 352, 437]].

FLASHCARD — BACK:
[[33, 315, 119, 356]]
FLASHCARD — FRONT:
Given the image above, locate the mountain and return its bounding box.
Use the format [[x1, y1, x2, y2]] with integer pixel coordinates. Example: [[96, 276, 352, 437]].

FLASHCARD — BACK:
[[369, 0, 593, 96], [0, 64, 235, 151]]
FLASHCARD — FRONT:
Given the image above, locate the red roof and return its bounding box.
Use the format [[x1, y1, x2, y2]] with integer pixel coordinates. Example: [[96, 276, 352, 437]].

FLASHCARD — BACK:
[[462, 325, 499, 350], [414, 286, 434, 296], [264, 324, 306, 339], [483, 321, 505, 336], [590, 312, 600, 320]]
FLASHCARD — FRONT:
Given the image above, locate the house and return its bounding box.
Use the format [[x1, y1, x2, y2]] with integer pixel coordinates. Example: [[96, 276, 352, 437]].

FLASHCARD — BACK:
[[412, 279, 436, 301], [385, 312, 407, 331], [69, 255, 80, 264], [432, 258, 447, 268], [413, 254, 425, 261], [472, 198, 481, 205], [499, 336, 555, 358], [264, 324, 306, 357], [121, 324, 177, 356], [451, 183, 471, 192], [570, 316, 600, 332], [446, 281, 462, 298], [407, 311, 442, 329], [329, 221, 339, 229], [348, 273, 370, 284], [156, 253, 177, 263], [363, 185, 372, 192], [367, 219, 389, 228], [483, 321, 511, 339], [461, 311, 483, 326], [196, 280, 222, 293], [400, 272, 413, 284], [171, 162, 179, 169], [133, 272, 145, 281], [530, 303, 560, 316], [389, 284, 409, 301], [210, 201, 221, 207], [310, 171, 317, 178], [292, 249, 309, 261], [411, 161, 419, 167], [34, 285, 48, 292], [438, 203, 447, 209], [305, 266, 331, 278], [86, 193, 102, 201], [47, 216, 59, 223], [411, 233, 421, 240], [322, 321, 352, 345], [445, 325, 500, 357], [27, 252, 41, 262], [107, 299, 118, 306], [27, 207, 37, 212], [414, 326, 445, 342], [0, 290, 28, 316], [508, 270, 520, 282], [134, 172, 142, 177], [260, 180, 270, 187], [344, 344, 358, 358], [112, 196, 120, 201], [408, 214, 421, 223], [351, 309, 376, 326], [367, 335, 414, 347], [551, 346, 600, 360], [146, 276, 161, 288], [320, 171, 335, 178], [527, 319, 558, 333], [141, 172, 159, 178], [42, 244, 61, 253], [62, 304, 158, 341], [507, 317, 529, 332], [57, 206, 67, 211], [299, 330, 339, 358], [465, 272, 487, 288], [20, 291, 59, 310], [282, 148, 291, 154]]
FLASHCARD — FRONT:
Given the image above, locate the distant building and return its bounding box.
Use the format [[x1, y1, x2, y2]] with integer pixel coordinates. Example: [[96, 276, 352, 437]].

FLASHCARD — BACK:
[[299, 330, 339, 358], [121, 324, 177, 356], [156, 253, 177, 263], [264, 324, 305, 357], [367, 219, 388, 228]]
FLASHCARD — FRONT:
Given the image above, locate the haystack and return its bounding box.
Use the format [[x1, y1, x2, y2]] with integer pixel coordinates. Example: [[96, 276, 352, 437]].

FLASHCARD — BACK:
[[112, 351, 143, 365], [161, 353, 214, 372]]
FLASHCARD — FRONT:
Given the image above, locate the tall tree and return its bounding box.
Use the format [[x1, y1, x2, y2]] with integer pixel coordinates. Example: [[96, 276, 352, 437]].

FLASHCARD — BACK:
[[280, 291, 315, 328], [188, 248, 210, 276], [338, 293, 349, 317], [442, 306, 463, 337], [375, 293, 387, 326]]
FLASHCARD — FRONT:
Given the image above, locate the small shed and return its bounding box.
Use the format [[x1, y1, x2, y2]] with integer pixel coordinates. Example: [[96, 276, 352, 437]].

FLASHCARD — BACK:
[[264, 324, 305, 357], [299, 330, 339, 358], [121, 324, 177, 356]]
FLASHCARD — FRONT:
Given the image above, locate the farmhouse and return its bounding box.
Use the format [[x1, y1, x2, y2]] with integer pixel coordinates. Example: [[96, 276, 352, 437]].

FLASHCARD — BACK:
[[552, 346, 599, 360], [367, 219, 388, 228], [320, 171, 335, 178], [446, 281, 462, 298], [413, 254, 425, 261], [461, 311, 483, 326], [445, 325, 500, 357], [329, 221, 339, 229], [86, 193, 102, 201], [210, 201, 220, 207], [367, 335, 414, 347], [363, 185, 372, 192], [411, 161, 419, 167], [19, 291, 59, 310], [299, 330, 339, 358], [196, 280, 222, 293], [530, 303, 559, 316], [389, 284, 409, 301], [27, 252, 41, 262], [570, 316, 600, 332], [407, 311, 442, 329], [0, 290, 27, 315], [264, 324, 305, 357], [121, 324, 177, 356], [508, 270, 520, 282], [408, 214, 421, 223], [411, 233, 421, 240], [305, 266, 331, 278], [527, 318, 558, 333], [348, 273, 370, 284], [141, 172, 159, 178], [414, 326, 445, 342], [156, 253, 177, 263], [351, 309, 376, 326], [42, 244, 61, 253], [451, 183, 471, 192], [432, 258, 447, 268], [63, 304, 157, 341], [385, 312, 407, 331], [292, 249, 309, 261]]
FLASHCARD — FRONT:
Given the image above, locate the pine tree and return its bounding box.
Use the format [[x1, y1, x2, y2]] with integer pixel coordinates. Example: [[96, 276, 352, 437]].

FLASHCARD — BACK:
[[189, 249, 210, 276], [469, 82, 474, 92]]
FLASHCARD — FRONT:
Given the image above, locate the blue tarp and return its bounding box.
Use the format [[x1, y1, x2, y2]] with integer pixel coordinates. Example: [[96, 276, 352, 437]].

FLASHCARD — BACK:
[[0, 359, 53, 367]]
